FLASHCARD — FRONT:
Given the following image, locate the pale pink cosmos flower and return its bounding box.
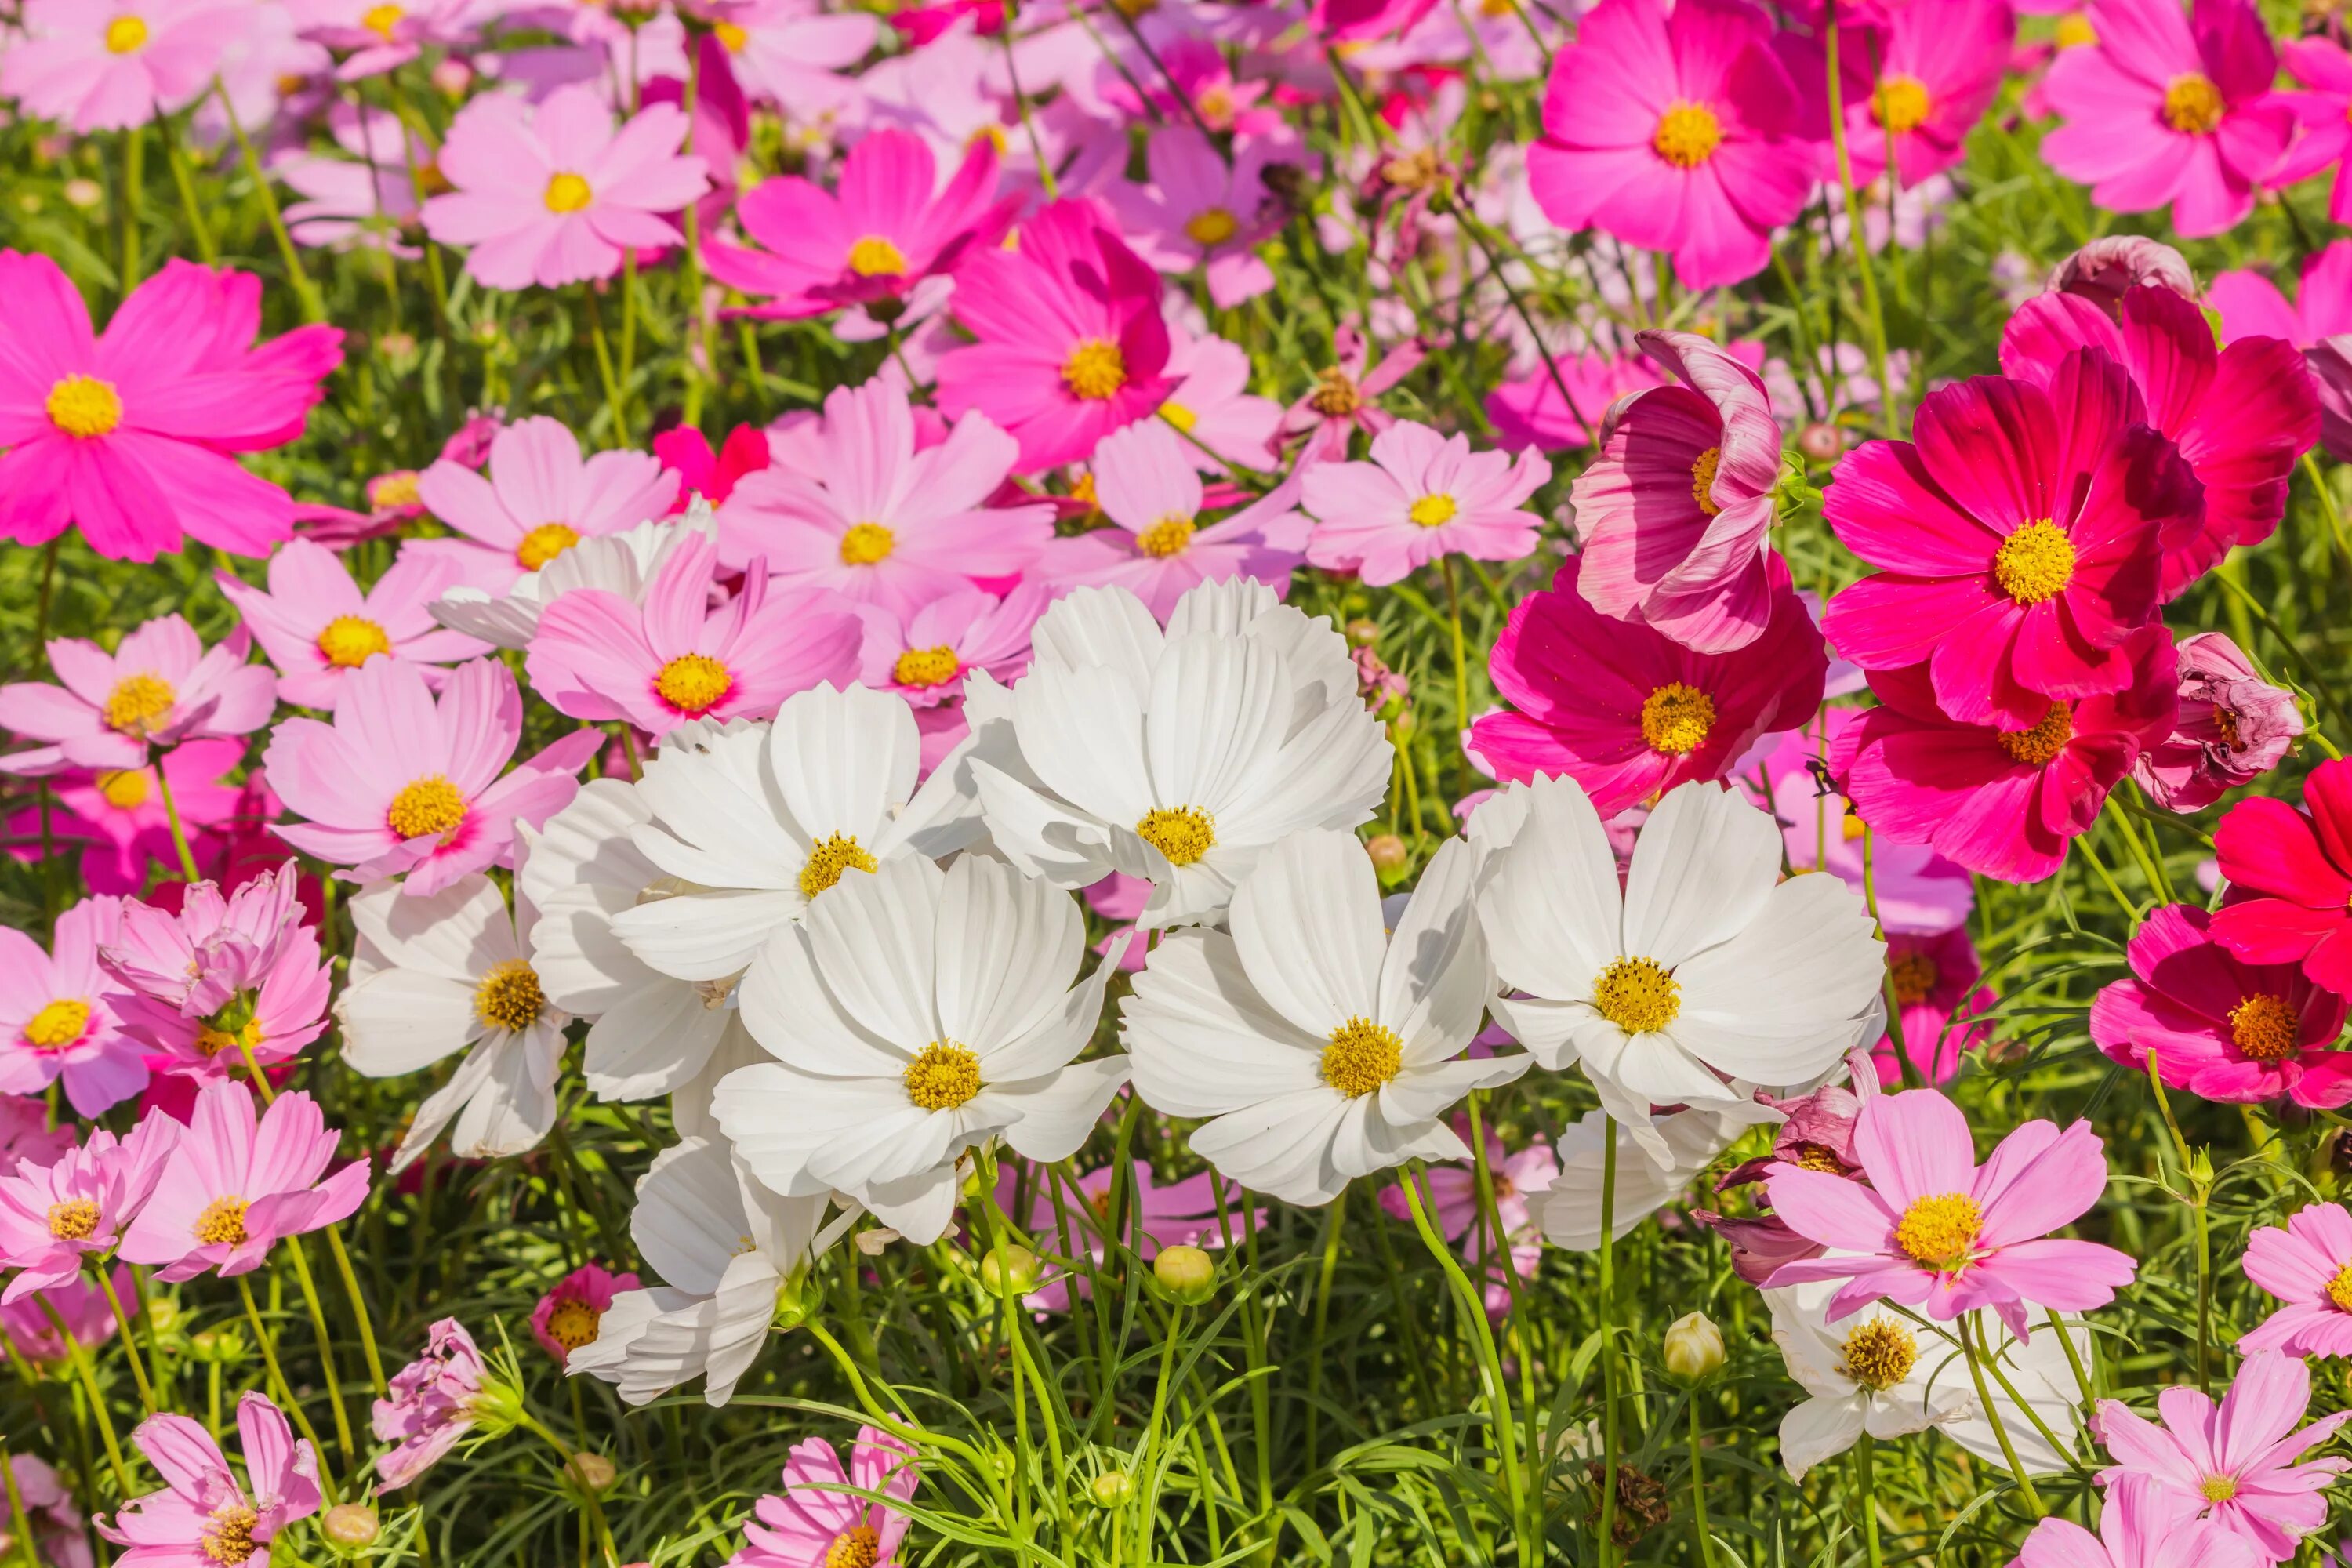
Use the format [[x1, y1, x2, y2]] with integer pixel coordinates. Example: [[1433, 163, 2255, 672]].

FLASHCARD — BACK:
[[98, 1394, 321, 1564], [853, 585, 1046, 711], [0, 614, 274, 776], [1276, 321, 1425, 463], [1301, 421, 1549, 586], [0, 1451, 89, 1568], [0, 1116, 178, 1301], [1160, 325, 1284, 473], [2095, 1351, 2352, 1560], [2015, 1473, 2267, 1568], [263, 656, 600, 896], [1050, 421, 1308, 618], [2, 1270, 125, 1366], [1765, 1087, 2136, 1337], [532, 1263, 640, 1366], [116, 1080, 370, 1283], [1, 0, 242, 132], [373, 1318, 487, 1490], [0, 897, 147, 1116], [103, 862, 331, 1080], [277, 104, 427, 256], [2210, 241, 2352, 348], [217, 537, 486, 710], [718, 377, 1051, 612], [421, 84, 710, 291], [288, 0, 477, 78], [732, 1427, 920, 1568], [412, 416, 677, 593], [1109, 126, 1279, 308], [2242, 1202, 2352, 1358], [2132, 631, 2304, 811], [997, 1160, 1268, 1312]]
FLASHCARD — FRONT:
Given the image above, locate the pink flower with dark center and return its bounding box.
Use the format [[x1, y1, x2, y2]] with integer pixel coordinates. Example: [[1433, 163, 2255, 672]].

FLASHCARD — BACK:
[[0, 253, 343, 562], [2241, 1201, 2352, 1357], [1765, 1085, 2136, 1336], [1, 0, 243, 132], [0, 1115, 178, 1301], [98, 1395, 321, 1565], [1568, 331, 1782, 653], [1055, 422, 1307, 615], [0, 897, 143, 1116], [373, 1318, 487, 1490], [1806, 0, 2015, 190], [2131, 631, 2303, 811], [103, 862, 330, 1080], [0, 614, 274, 776], [2269, 38, 2352, 223], [1301, 420, 1548, 586], [1872, 927, 1996, 1088], [1276, 320, 1425, 463], [2209, 241, 2352, 347], [217, 538, 487, 710], [1, 737, 243, 895], [2209, 758, 2352, 995], [531, 1264, 639, 1366], [733, 1427, 920, 1568], [412, 416, 677, 593]]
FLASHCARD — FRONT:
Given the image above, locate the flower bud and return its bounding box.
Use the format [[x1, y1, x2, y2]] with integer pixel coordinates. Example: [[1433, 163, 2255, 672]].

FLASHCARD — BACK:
[[979, 1243, 1040, 1298], [1089, 1471, 1134, 1508], [1661, 1311, 1725, 1384], [321, 1502, 380, 1550], [1795, 422, 1845, 464], [567, 1452, 618, 1494], [1152, 1244, 1216, 1304], [1365, 834, 1409, 874], [1345, 618, 1380, 648]]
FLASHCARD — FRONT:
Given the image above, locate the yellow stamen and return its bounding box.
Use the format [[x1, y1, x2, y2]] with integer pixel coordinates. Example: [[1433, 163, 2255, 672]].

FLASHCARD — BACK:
[[95, 769, 151, 811], [1135, 806, 1215, 866], [46, 1200, 100, 1241], [195, 1019, 261, 1058], [1992, 519, 2077, 604], [1893, 1192, 1981, 1272], [201, 1501, 260, 1564], [1690, 446, 1722, 515], [1063, 338, 1127, 401], [1185, 207, 1239, 246], [1639, 682, 1715, 757], [2229, 992, 2299, 1062], [713, 19, 748, 50], [370, 471, 422, 510], [1308, 367, 1362, 417], [543, 172, 593, 213], [1793, 1142, 1846, 1174], [1998, 703, 2074, 768], [904, 1041, 982, 1111], [103, 15, 149, 53], [1160, 401, 1198, 433], [2200, 1474, 2238, 1502], [22, 1000, 89, 1051], [1871, 75, 1933, 132], [2328, 1261, 2352, 1313], [892, 646, 962, 688], [516, 522, 579, 570], [361, 2, 403, 40], [1838, 1319, 1918, 1390], [1592, 956, 1679, 1034], [1888, 950, 1938, 1007], [1652, 102, 1723, 169], [798, 833, 879, 900], [544, 1296, 602, 1351], [46, 375, 123, 438], [316, 614, 393, 669], [387, 775, 466, 840], [194, 1196, 249, 1248], [2056, 12, 2097, 45], [2163, 73, 2225, 134], [655, 654, 732, 715], [848, 235, 909, 276], [474, 960, 545, 1033], [824, 1526, 882, 1568], [1320, 1016, 1403, 1099], [103, 672, 176, 736], [838, 521, 895, 565], [1136, 516, 1196, 557], [1409, 494, 1457, 528]]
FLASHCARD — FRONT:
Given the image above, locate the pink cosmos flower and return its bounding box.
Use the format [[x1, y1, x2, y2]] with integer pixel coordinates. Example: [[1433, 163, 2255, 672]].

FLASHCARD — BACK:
[[374, 1318, 487, 1490], [709, 129, 1014, 321], [2047, 238, 2201, 315], [3, 737, 244, 895], [1808, 0, 2014, 190], [103, 862, 330, 1080], [935, 199, 1173, 472], [1109, 126, 1279, 308], [1301, 421, 1548, 586], [1833, 630, 2178, 884], [2042, 0, 2291, 237], [532, 1263, 640, 1366], [2014, 1472, 2266, 1568], [0, 897, 147, 1116], [2242, 1202, 2352, 1357], [0, 614, 274, 776], [1054, 423, 1308, 616], [1698, 1070, 1877, 1283], [733, 1428, 920, 1568], [2270, 39, 2352, 223], [1472, 555, 1829, 817], [264, 656, 600, 897], [2095, 1351, 2352, 1560], [718, 378, 1051, 609], [0, 1452, 89, 1568], [1765, 1086, 2136, 1336], [528, 530, 863, 739], [1760, 717, 1976, 934], [217, 537, 486, 710], [1874, 927, 1995, 1088], [288, 0, 476, 78], [701, 0, 877, 112], [2131, 631, 2303, 811], [0, 1115, 178, 1301], [116, 1080, 369, 1283], [421, 84, 709, 291], [2209, 759, 2352, 995], [99, 1395, 322, 1565], [854, 586, 1045, 710], [412, 416, 678, 593], [2002, 283, 2320, 600], [276, 103, 427, 256], [1567, 332, 1782, 653], [1, 0, 241, 132], [0, 253, 343, 562], [1526, 0, 1810, 289], [1487, 349, 1667, 454], [1822, 350, 2191, 730], [2209, 241, 2352, 347], [656, 424, 771, 509], [1276, 321, 1425, 463], [2, 1270, 125, 1366]]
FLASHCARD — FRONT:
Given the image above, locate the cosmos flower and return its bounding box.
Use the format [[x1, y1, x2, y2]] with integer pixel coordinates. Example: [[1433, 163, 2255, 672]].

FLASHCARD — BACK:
[[1054, 422, 1307, 617], [1806, 0, 2015, 191], [1276, 321, 1425, 463], [1109, 125, 1280, 308], [1873, 927, 1996, 1088], [1159, 325, 1284, 473], [430, 509, 720, 654], [217, 538, 486, 710], [2209, 759, 2352, 994], [2013, 1474, 2266, 1568], [372, 1319, 487, 1492], [2131, 632, 2303, 811], [731, 1427, 920, 1568], [0, 1114, 178, 1301], [0, 614, 274, 775], [412, 416, 677, 594], [7, 738, 245, 895], [2209, 241, 2352, 347], [97, 1395, 321, 1567], [2241, 1201, 2352, 1358], [532, 1263, 641, 1367], [1, 0, 244, 133], [102, 862, 331, 1082], [1300, 420, 1548, 586]]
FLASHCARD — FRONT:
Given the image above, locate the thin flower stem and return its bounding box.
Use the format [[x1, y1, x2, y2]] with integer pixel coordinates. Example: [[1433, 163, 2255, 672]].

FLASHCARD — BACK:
[[1862, 826, 1922, 1090], [119, 125, 144, 296], [40, 1296, 132, 1498], [583, 286, 627, 445], [1689, 1390, 1718, 1568], [1134, 1303, 1185, 1568], [1958, 1315, 2044, 1515], [213, 78, 324, 324], [1597, 1117, 1621, 1565], [0, 1432, 41, 1568], [234, 1277, 338, 1502], [1853, 1434, 1883, 1568], [1303, 1184, 1348, 1474], [93, 1266, 157, 1413], [1440, 558, 1473, 799], [153, 760, 201, 881], [283, 1236, 358, 1465], [155, 110, 216, 266], [1821, 5, 1898, 437]]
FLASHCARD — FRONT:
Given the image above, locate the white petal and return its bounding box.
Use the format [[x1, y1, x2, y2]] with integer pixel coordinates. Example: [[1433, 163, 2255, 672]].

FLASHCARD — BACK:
[[673, 1018, 769, 1141], [1229, 828, 1384, 1039], [348, 874, 515, 983], [630, 724, 806, 891], [768, 682, 916, 848], [630, 1137, 753, 1294], [971, 759, 1122, 888], [1621, 782, 1780, 967], [739, 925, 909, 1078], [862, 1161, 962, 1246], [698, 1251, 786, 1406], [1377, 837, 1490, 1062], [801, 854, 944, 1050], [1778, 1395, 1867, 1483], [532, 882, 662, 1014], [612, 887, 802, 983], [1211, 692, 1390, 847], [583, 980, 729, 1100], [995, 1055, 1131, 1162], [1123, 930, 1324, 1117], [1145, 633, 1288, 815], [1475, 774, 1624, 1003], [445, 1024, 561, 1160], [1377, 1052, 1530, 1125], [935, 857, 1082, 1055], [1486, 993, 1602, 1072], [1013, 660, 1155, 828], [338, 970, 480, 1078], [985, 932, 1126, 1083], [1029, 583, 1163, 700], [1189, 1088, 1352, 1206], [517, 777, 660, 912]]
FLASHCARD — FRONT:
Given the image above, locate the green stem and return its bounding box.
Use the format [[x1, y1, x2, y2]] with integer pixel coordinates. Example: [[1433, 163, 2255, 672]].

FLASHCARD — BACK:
[[0, 1432, 41, 1568], [39, 1297, 131, 1498], [156, 111, 216, 265], [1304, 1185, 1348, 1475], [583, 286, 626, 443], [1854, 1434, 1884, 1568], [284, 1236, 358, 1465], [93, 1266, 156, 1413], [1690, 1392, 1718, 1568], [1597, 1117, 1621, 1565], [213, 78, 323, 322], [234, 1276, 338, 1502], [1959, 1316, 2044, 1514], [119, 125, 143, 296], [153, 760, 201, 881]]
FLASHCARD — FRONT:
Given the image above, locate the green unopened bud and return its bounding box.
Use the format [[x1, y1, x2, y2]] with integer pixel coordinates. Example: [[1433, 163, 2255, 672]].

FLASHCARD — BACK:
[[187, 1325, 249, 1365], [980, 1244, 1040, 1298], [1365, 834, 1410, 876], [465, 1371, 528, 1439], [566, 1452, 618, 1494], [1345, 618, 1380, 648], [1661, 1311, 1725, 1384], [1089, 1471, 1134, 1508], [1152, 1244, 1216, 1305], [321, 1502, 380, 1551]]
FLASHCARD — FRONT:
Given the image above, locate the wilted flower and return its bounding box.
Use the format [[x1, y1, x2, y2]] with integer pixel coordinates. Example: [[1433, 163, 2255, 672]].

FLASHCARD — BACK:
[[373, 1319, 488, 1490]]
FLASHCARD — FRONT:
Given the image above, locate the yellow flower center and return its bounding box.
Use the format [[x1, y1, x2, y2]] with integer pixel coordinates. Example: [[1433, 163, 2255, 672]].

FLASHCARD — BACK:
[[1160, 400, 1198, 433], [848, 235, 909, 277], [1136, 516, 1196, 557], [713, 19, 748, 49], [1871, 74, 1933, 132], [1793, 1142, 1846, 1173], [1185, 207, 1239, 246], [361, 2, 403, 40], [474, 960, 545, 1033], [545, 1297, 603, 1351], [1842, 810, 1869, 841], [516, 522, 580, 570], [1320, 1016, 1403, 1099], [194, 1196, 249, 1248], [102, 672, 176, 736], [1893, 1192, 1981, 1272], [1838, 1319, 1918, 1391], [798, 833, 879, 900], [2229, 992, 2300, 1062], [2329, 1261, 2352, 1313], [1888, 950, 1938, 1007], [904, 1041, 982, 1111], [96, 768, 151, 810], [893, 645, 963, 688], [201, 1501, 260, 1564], [2163, 72, 2225, 134], [316, 614, 393, 669], [2216, 703, 2244, 751], [1592, 956, 1680, 1034], [47, 374, 124, 438], [825, 1526, 881, 1568], [1690, 446, 1722, 515], [1409, 493, 1457, 528], [1639, 682, 1715, 757], [1063, 338, 1128, 401], [1652, 102, 1723, 169], [372, 470, 420, 509], [839, 521, 895, 565], [22, 1000, 90, 1051], [1997, 702, 2074, 768], [387, 775, 467, 840], [1135, 806, 1215, 866], [195, 1019, 262, 1058], [1992, 519, 2077, 604], [46, 1200, 100, 1241], [543, 172, 593, 213], [2056, 12, 2097, 45], [103, 15, 149, 53], [655, 654, 733, 715], [968, 124, 1009, 157], [2200, 1474, 2238, 1503]]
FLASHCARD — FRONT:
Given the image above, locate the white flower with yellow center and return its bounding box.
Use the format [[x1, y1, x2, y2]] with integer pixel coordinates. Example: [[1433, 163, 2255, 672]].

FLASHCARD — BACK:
[[1536, 1104, 1784, 1250], [336, 873, 570, 1172], [1477, 775, 1885, 1167], [968, 577, 1388, 929], [431, 503, 717, 651], [1123, 829, 1530, 1206], [714, 852, 1131, 1244]]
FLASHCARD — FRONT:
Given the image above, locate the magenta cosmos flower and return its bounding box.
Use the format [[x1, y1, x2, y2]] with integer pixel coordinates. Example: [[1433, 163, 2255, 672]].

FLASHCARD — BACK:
[[116, 1080, 369, 1283], [217, 538, 485, 711], [2209, 241, 2352, 348], [99, 1395, 321, 1567], [421, 84, 709, 291], [531, 1262, 639, 1366], [2096, 1351, 2351, 1560], [1822, 349, 2192, 730], [0, 613, 274, 775], [1, 0, 241, 132], [2131, 631, 2303, 811], [264, 655, 599, 896], [1471, 555, 1828, 817], [0, 897, 145, 1116], [1300, 420, 1548, 586], [1566, 332, 1782, 653], [103, 862, 330, 1080], [935, 199, 1172, 472], [2015, 1473, 2266, 1568], [2269, 41, 2352, 223], [1056, 422, 1306, 616], [1833, 629, 2177, 884], [1874, 927, 1995, 1088], [0, 253, 342, 562], [10, 736, 245, 895], [412, 416, 677, 593], [0, 1115, 177, 1301], [2209, 758, 2352, 994], [374, 1318, 487, 1490], [1811, 0, 2013, 189], [708, 128, 1014, 321], [2242, 1201, 2352, 1356], [1526, 0, 1810, 289], [2040, 0, 2292, 238], [1765, 1086, 2136, 1336], [735, 1427, 920, 1568]]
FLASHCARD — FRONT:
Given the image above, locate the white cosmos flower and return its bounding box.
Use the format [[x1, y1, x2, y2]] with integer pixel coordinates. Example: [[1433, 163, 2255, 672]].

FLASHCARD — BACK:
[[967, 577, 1389, 929], [1766, 1277, 2086, 1482], [1123, 828, 1530, 1207], [714, 853, 1131, 1244], [336, 873, 569, 1172], [1477, 775, 1884, 1167], [1537, 1104, 1782, 1250], [431, 502, 718, 650]]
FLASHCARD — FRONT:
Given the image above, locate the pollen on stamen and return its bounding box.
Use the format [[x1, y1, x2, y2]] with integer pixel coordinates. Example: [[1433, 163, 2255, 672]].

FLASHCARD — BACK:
[[655, 653, 733, 715], [799, 833, 880, 899], [1320, 1017, 1403, 1098], [848, 235, 910, 277], [1888, 950, 1938, 1007], [317, 614, 393, 670], [1838, 1319, 1918, 1390], [904, 1041, 982, 1111], [1136, 516, 1196, 557], [1135, 806, 1216, 866], [1593, 955, 1680, 1034], [1062, 338, 1128, 401], [893, 645, 963, 688], [1893, 1192, 1981, 1272], [2229, 992, 2299, 1062], [1639, 681, 1715, 757], [1992, 519, 2077, 605], [46, 1199, 100, 1241], [194, 1196, 250, 1248], [474, 960, 546, 1033], [839, 522, 895, 565], [516, 522, 580, 570], [103, 672, 176, 735], [1690, 447, 1723, 515], [1652, 101, 1723, 168], [22, 998, 91, 1051], [1997, 702, 2074, 768], [387, 775, 467, 840]]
